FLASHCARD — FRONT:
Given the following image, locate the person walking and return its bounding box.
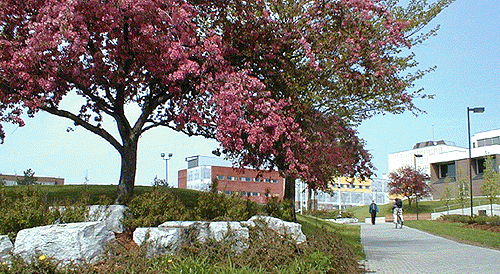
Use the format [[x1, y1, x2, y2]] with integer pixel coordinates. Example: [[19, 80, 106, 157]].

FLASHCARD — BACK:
[[368, 200, 379, 225], [392, 198, 404, 228]]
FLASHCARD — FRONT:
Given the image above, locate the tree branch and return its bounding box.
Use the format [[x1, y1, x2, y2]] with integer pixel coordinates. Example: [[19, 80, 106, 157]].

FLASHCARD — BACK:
[[40, 105, 123, 153]]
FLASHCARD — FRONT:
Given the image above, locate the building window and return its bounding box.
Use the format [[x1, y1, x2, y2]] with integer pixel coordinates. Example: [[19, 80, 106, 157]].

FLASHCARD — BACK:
[[217, 175, 224, 180], [240, 177, 252, 182], [477, 136, 500, 147], [226, 176, 235, 181], [438, 162, 456, 178], [251, 192, 259, 197], [254, 178, 261, 182], [476, 158, 486, 174], [264, 179, 271, 183]]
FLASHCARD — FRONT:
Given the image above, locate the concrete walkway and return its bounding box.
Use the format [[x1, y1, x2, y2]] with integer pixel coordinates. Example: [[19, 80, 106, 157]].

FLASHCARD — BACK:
[[360, 222, 500, 273]]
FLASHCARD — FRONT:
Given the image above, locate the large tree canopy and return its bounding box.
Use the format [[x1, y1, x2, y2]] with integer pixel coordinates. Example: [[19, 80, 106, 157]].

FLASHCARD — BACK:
[[388, 166, 431, 206], [0, 0, 452, 203]]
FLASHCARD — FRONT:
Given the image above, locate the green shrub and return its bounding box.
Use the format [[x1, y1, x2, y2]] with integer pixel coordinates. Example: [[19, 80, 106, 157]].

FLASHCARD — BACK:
[[263, 196, 293, 221], [441, 214, 500, 226], [225, 194, 259, 221], [0, 185, 88, 240], [196, 192, 260, 221], [196, 192, 229, 221], [123, 187, 191, 230], [473, 216, 500, 226]]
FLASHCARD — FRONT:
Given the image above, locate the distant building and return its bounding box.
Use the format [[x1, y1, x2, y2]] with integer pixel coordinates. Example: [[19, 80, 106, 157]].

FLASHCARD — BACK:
[[388, 140, 465, 176], [429, 129, 500, 199], [295, 177, 390, 211], [0, 174, 65, 186], [178, 155, 285, 204]]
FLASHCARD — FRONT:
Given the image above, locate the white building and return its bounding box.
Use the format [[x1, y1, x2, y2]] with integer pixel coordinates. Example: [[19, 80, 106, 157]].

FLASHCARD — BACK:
[[295, 177, 390, 212], [182, 155, 232, 191], [428, 128, 500, 200], [472, 128, 500, 149], [388, 140, 465, 175]]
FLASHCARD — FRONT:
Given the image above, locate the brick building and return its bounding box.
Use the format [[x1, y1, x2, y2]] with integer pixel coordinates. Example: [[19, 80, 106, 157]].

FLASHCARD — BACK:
[[178, 155, 284, 204], [429, 129, 500, 199], [0, 174, 65, 186]]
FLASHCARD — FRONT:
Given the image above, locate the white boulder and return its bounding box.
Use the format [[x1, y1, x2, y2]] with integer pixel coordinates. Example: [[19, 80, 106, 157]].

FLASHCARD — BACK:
[[86, 205, 127, 233], [135, 221, 250, 257], [0, 235, 13, 261], [243, 215, 307, 244], [13, 221, 115, 264]]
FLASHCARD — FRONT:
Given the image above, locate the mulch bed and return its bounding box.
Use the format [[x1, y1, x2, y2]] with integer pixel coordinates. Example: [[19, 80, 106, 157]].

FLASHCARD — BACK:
[[462, 223, 500, 233]]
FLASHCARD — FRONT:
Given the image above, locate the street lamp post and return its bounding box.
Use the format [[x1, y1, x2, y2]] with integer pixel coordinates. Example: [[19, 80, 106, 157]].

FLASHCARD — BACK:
[[161, 152, 173, 186], [414, 154, 423, 220], [467, 107, 485, 217]]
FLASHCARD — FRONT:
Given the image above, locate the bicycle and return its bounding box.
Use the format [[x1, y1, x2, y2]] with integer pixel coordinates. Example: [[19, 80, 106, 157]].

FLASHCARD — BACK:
[[394, 207, 403, 229]]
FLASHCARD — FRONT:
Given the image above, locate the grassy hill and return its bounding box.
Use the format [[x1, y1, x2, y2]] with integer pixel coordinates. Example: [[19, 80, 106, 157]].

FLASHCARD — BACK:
[[0, 184, 366, 273]]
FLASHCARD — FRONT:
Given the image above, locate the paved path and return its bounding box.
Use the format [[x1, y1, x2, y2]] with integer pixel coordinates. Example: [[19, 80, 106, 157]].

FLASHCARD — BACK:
[[360, 222, 500, 273]]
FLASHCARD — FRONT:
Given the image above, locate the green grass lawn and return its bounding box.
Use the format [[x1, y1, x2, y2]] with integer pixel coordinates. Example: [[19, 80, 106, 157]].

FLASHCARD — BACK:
[[405, 220, 500, 250], [297, 215, 364, 260]]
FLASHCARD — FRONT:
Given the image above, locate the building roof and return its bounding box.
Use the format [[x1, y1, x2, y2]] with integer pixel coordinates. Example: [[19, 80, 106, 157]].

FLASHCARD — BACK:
[[185, 155, 233, 169], [412, 140, 457, 149]]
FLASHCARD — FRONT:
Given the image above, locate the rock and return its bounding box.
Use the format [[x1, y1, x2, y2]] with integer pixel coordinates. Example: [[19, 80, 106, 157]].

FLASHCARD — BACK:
[[133, 227, 183, 256], [159, 220, 248, 242], [135, 221, 250, 257], [13, 221, 115, 264], [0, 235, 13, 261], [243, 215, 307, 244], [86, 205, 127, 233], [330, 217, 359, 224]]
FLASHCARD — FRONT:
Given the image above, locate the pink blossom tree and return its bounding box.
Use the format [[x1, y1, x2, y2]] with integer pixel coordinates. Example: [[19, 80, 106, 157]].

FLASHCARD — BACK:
[[1, 0, 452, 203], [211, 0, 451, 216], [388, 166, 431, 207]]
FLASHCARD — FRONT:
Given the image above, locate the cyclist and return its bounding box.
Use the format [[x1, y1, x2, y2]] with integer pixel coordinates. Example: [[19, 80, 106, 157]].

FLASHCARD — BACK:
[[392, 198, 404, 228]]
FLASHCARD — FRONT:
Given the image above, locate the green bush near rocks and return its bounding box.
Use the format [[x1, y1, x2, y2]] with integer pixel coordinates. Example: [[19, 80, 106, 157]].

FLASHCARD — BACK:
[[441, 214, 500, 226], [0, 185, 89, 240]]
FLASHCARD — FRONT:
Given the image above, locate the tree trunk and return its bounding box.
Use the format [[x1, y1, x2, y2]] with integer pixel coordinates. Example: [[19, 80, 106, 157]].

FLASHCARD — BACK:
[[284, 175, 296, 222], [307, 187, 313, 211], [115, 141, 138, 204]]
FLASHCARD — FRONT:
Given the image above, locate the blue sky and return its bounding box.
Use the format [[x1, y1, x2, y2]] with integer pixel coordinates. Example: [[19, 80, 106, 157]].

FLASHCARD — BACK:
[[1, 0, 499, 186]]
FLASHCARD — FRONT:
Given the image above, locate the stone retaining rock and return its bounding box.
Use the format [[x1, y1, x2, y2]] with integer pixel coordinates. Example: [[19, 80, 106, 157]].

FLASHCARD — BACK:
[[13, 221, 115, 264], [243, 215, 307, 244], [134, 216, 306, 258], [86, 205, 126, 233], [0, 236, 13, 261]]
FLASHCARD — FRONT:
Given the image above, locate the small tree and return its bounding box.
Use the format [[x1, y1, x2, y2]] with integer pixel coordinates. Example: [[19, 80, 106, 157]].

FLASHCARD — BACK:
[[209, 177, 219, 193], [481, 156, 500, 216], [388, 166, 431, 207], [16, 168, 38, 186], [441, 175, 454, 214], [455, 168, 469, 215]]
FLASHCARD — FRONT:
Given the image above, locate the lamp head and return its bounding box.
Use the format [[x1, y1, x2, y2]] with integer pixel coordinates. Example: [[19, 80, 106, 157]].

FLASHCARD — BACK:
[[469, 107, 485, 113]]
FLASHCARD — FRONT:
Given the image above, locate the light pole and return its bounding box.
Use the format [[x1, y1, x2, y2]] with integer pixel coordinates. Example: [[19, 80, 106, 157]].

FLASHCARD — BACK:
[[414, 154, 423, 220], [161, 152, 173, 186], [467, 107, 484, 217]]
